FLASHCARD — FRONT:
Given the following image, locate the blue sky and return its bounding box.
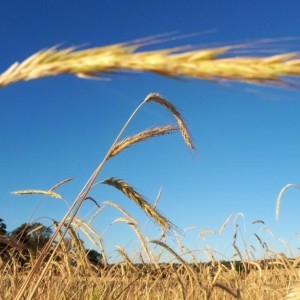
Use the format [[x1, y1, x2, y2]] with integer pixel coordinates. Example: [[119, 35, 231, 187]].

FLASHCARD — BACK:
[[1, 0, 300, 261]]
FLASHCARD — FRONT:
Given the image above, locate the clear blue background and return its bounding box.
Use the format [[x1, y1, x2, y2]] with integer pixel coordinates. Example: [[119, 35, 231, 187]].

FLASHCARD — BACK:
[[1, 0, 300, 261]]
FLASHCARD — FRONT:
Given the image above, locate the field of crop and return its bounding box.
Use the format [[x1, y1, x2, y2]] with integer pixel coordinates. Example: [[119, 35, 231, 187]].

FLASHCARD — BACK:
[[1, 39, 300, 299]]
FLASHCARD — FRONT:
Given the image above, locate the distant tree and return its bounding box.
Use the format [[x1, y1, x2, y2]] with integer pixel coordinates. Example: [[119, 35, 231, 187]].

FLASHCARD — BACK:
[[86, 249, 102, 265], [0, 218, 7, 235], [10, 222, 52, 254], [0, 218, 8, 255], [0, 218, 26, 262]]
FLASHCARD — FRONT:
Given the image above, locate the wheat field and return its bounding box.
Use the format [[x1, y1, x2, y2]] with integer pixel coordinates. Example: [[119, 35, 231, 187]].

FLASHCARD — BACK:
[[1, 38, 300, 299]]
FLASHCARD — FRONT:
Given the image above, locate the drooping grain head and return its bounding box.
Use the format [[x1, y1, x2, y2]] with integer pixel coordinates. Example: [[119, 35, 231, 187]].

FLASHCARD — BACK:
[[145, 93, 195, 149], [102, 177, 172, 230]]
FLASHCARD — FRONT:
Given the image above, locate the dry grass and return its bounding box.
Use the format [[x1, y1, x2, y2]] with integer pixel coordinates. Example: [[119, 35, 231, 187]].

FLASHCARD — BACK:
[[6, 182, 300, 300], [1, 228, 300, 300], [2, 192, 300, 300], [284, 285, 300, 300]]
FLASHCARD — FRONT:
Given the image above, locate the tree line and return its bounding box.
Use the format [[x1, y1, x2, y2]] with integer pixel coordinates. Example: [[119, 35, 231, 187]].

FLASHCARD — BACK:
[[0, 218, 102, 266]]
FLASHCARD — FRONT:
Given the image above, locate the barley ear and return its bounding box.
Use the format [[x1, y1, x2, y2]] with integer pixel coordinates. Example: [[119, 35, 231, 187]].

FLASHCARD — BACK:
[[108, 125, 178, 159], [13, 189, 62, 199], [49, 177, 73, 191], [102, 177, 172, 230], [2, 40, 300, 88], [275, 183, 300, 220], [219, 214, 233, 234], [145, 93, 195, 150]]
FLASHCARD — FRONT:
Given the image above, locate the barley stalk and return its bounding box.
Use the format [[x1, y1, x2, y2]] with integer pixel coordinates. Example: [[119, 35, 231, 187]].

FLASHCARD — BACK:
[[115, 246, 137, 272], [69, 216, 107, 266], [104, 200, 137, 224], [150, 240, 206, 295], [1, 40, 300, 87], [113, 217, 155, 264]]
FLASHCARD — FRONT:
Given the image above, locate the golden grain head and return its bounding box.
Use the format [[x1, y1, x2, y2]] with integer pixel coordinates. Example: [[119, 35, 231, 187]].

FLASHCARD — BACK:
[[1, 39, 300, 87], [108, 125, 179, 159], [102, 177, 172, 230], [145, 93, 195, 149], [49, 177, 73, 191], [13, 189, 62, 199], [275, 183, 298, 220]]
